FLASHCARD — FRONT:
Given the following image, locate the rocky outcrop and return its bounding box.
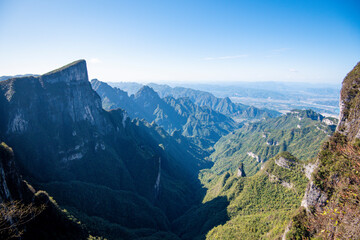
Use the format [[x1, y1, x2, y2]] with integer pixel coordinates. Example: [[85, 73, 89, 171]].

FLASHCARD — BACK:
[[286, 62, 360, 239], [247, 152, 260, 162], [236, 163, 246, 177], [337, 62, 360, 141], [275, 156, 295, 169], [0, 143, 23, 202], [300, 181, 327, 212], [303, 162, 318, 180]]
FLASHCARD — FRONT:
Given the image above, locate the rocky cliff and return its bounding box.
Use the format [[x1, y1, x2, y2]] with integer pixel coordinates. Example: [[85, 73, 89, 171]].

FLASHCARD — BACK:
[[337, 62, 360, 141], [286, 62, 360, 239], [0, 60, 206, 239]]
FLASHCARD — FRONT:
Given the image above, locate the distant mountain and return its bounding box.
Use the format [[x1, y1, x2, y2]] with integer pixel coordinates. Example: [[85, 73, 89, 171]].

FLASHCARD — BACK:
[[147, 83, 281, 121], [0, 60, 208, 239], [209, 109, 337, 176], [107, 81, 143, 95], [0, 74, 39, 81], [107, 82, 281, 121], [92, 79, 237, 149]]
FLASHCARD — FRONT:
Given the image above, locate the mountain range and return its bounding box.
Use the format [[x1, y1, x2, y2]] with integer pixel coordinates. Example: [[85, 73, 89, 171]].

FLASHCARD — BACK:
[[91, 79, 238, 149], [0, 60, 209, 239], [0, 60, 359, 240], [108, 81, 280, 122]]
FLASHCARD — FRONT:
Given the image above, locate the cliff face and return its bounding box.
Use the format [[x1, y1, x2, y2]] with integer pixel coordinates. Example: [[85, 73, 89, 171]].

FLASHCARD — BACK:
[[337, 62, 360, 141], [3, 60, 109, 135], [0, 60, 118, 184], [0, 143, 23, 202], [0, 142, 88, 239], [286, 62, 360, 240], [0, 60, 204, 238]]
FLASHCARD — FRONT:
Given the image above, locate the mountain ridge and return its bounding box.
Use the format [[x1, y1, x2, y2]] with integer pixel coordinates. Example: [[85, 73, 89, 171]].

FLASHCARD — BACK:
[[0, 60, 210, 239], [91, 79, 237, 149]]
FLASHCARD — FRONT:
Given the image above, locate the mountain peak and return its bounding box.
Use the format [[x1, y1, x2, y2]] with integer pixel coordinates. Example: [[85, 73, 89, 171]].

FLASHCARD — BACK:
[[135, 85, 159, 99], [40, 59, 88, 84]]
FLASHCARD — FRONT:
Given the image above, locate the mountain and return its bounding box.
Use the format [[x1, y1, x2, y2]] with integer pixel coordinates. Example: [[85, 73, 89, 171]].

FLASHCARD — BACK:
[[0, 60, 208, 239], [108, 81, 144, 95], [0, 142, 88, 239], [91, 79, 237, 149], [208, 109, 337, 176], [175, 110, 336, 239], [146, 83, 281, 121], [107, 82, 281, 121], [171, 82, 341, 116], [0, 74, 39, 82], [174, 152, 309, 239], [286, 62, 360, 239]]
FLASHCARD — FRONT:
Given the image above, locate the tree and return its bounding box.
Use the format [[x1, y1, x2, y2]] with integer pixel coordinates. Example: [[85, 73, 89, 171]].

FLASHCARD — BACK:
[[0, 200, 45, 239]]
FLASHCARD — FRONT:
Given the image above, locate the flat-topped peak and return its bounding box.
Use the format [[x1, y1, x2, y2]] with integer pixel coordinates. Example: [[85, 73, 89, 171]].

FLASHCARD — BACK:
[[40, 59, 88, 84], [43, 60, 86, 75]]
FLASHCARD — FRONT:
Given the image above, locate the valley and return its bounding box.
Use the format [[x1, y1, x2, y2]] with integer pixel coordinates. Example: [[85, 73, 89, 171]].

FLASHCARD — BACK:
[[1, 0, 359, 239], [0, 60, 358, 240]]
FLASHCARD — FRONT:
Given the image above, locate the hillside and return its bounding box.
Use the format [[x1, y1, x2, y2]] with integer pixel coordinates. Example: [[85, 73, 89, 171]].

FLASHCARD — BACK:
[[173, 152, 309, 239], [208, 109, 337, 176], [0, 142, 89, 239], [286, 62, 360, 239]]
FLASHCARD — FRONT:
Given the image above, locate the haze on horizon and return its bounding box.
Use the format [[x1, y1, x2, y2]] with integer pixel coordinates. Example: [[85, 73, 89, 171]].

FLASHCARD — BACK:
[[0, 0, 359, 84]]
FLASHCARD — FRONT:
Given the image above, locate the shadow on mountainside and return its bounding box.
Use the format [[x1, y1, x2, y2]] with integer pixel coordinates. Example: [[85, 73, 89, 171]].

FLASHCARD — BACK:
[[171, 195, 230, 240]]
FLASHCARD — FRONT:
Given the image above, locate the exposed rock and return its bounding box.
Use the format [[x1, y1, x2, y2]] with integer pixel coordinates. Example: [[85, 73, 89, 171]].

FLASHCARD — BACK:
[[282, 223, 291, 240], [322, 118, 335, 125], [268, 173, 280, 182], [301, 181, 327, 212], [280, 181, 294, 189], [266, 140, 279, 146], [154, 157, 161, 199], [0, 143, 23, 201], [336, 62, 360, 141], [303, 162, 318, 180], [275, 156, 295, 169], [237, 163, 246, 177], [247, 152, 260, 162], [266, 171, 293, 189]]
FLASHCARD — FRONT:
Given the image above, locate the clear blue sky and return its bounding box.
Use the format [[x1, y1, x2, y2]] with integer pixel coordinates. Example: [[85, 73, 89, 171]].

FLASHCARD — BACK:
[[0, 0, 359, 83]]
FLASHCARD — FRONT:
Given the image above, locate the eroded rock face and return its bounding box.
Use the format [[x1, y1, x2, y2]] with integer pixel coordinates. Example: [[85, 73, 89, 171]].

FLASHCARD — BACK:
[[247, 152, 260, 162], [337, 62, 360, 142], [0, 60, 132, 186], [303, 162, 318, 180], [0, 143, 23, 202], [2, 60, 110, 134], [237, 163, 246, 177], [275, 157, 295, 169], [301, 181, 327, 212]]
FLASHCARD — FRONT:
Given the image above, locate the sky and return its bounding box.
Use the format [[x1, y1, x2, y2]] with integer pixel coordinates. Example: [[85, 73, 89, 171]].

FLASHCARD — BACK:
[[0, 0, 359, 84]]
